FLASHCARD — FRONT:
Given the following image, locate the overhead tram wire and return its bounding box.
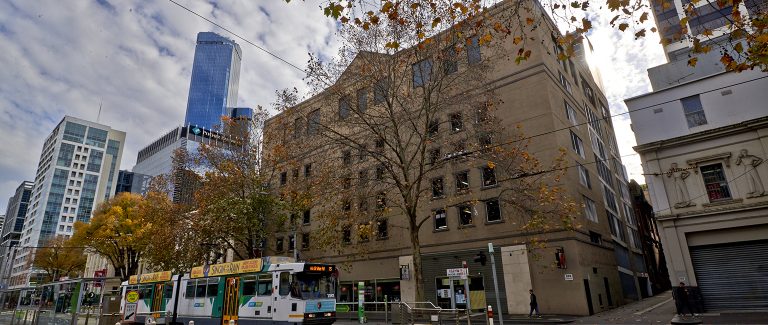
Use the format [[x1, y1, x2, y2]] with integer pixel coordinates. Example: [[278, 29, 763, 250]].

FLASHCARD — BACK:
[[164, 1, 768, 179]]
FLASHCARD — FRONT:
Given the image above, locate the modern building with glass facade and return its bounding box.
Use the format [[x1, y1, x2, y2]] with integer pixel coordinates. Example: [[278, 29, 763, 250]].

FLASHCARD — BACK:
[[8, 116, 125, 288], [0, 181, 33, 289], [184, 32, 242, 130]]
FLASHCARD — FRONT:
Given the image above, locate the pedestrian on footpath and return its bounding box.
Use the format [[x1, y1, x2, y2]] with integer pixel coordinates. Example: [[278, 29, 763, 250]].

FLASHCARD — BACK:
[[529, 289, 540, 318], [674, 282, 695, 317]]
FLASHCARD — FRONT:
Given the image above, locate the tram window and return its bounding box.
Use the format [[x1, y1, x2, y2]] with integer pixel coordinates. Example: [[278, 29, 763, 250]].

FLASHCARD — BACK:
[[257, 274, 272, 295], [279, 273, 291, 296], [206, 280, 219, 297], [164, 284, 173, 298], [242, 277, 257, 296], [185, 281, 195, 298], [195, 281, 206, 298], [138, 285, 153, 299]]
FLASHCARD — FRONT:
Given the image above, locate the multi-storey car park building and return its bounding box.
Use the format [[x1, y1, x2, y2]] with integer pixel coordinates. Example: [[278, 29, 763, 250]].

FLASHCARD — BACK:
[[0, 181, 33, 289], [264, 1, 649, 316], [8, 116, 125, 288]]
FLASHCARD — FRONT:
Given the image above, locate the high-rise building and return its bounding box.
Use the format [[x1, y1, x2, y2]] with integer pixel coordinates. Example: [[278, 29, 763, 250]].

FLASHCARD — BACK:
[[626, 2, 768, 310], [0, 181, 33, 289], [114, 170, 152, 195], [264, 0, 649, 315], [8, 116, 125, 288], [184, 32, 242, 130], [133, 125, 228, 204]]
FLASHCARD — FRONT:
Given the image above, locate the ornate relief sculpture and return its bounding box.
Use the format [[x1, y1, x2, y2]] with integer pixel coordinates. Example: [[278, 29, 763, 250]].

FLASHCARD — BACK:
[[667, 163, 693, 208], [735, 149, 766, 198]]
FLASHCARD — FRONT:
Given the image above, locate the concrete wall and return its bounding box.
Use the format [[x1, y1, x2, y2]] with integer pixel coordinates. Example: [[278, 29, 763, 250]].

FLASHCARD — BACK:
[[500, 245, 532, 314]]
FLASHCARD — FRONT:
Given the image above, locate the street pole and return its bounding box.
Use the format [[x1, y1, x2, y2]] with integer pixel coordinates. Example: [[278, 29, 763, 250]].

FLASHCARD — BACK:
[[488, 243, 504, 325]]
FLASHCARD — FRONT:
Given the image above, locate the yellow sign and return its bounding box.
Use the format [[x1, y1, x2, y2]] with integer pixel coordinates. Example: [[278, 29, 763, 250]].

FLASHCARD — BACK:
[[129, 271, 172, 284], [126, 291, 139, 303], [191, 259, 263, 279]]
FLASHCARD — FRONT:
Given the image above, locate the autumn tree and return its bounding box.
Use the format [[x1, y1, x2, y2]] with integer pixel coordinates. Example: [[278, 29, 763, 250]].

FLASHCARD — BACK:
[[72, 192, 166, 281], [288, 0, 768, 71], [268, 15, 577, 300], [188, 109, 290, 261], [32, 236, 86, 282]]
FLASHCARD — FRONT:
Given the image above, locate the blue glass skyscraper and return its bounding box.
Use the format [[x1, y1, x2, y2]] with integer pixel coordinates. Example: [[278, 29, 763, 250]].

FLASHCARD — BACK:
[[184, 32, 242, 130]]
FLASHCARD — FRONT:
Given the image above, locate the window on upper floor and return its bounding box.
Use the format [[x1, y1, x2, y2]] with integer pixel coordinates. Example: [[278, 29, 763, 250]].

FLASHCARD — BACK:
[[467, 36, 482, 64], [357, 88, 368, 113], [578, 163, 592, 189], [307, 110, 320, 135], [559, 72, 572, 94], [374, 79, 389, 104], [458, 204, 473, 226], [450, 113, 463, 132], [304, 163, 312, 177], [434, 209, 448, 230], [376, 218, 388, 239], [342, 226, 352, 244], [443, 45, 458, 74], [570, 131, 585, 158], [342, 150, 352, 166], [681, 95, 707, 128], [429, 148, 442, 165], [565, 101, 578, 125], [428, 119, 440, 138], [701, 163, 731, 201], [482, 166, 497, 187], [412, 59, 433, 87], [432, 177, 445, 198], [583, 196, 598, 222], [301, 233, 310, 249], [303, 210, 311, 225], [339, 96, 351, 119], [280, 172, 287, 186], [455, 171, 469, 192], [293, 117, 303, 138], [486, 199, 501, 223]]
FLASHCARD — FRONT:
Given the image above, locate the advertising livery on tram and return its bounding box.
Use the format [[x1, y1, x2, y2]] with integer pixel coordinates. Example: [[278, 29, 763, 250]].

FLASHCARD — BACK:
[[119, 257, 337, 325]]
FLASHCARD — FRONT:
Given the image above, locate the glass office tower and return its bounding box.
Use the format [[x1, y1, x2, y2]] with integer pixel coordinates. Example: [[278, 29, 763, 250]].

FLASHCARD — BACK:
[[184, 32, 242, 130]]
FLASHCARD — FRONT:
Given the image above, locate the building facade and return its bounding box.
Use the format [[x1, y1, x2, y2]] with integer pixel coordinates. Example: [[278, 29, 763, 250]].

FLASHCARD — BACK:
[[114, 170, 152, 195], [264, 1, 648, 316], [8, 116, 125, 288], [627, 62, 768, 311], [0, 181, 33, 289], [628, 180, 671, 296], [185, 32, 242, 130]]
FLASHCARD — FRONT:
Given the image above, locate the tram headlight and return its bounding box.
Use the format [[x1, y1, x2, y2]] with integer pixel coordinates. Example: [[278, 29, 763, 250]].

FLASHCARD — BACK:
[[324, 312, 334, 317]]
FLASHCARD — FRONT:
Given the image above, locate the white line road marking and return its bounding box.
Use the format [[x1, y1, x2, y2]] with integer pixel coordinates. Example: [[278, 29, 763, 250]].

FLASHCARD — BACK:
[[634, 297, 673, 315]]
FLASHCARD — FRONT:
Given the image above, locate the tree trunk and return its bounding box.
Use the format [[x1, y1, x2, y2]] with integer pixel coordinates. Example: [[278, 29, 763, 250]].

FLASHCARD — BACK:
[[409, 218, 425, 302]]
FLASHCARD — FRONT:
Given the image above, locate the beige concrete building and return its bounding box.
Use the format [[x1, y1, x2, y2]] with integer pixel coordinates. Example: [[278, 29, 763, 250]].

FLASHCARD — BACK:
[[264, 1, 646, 316]]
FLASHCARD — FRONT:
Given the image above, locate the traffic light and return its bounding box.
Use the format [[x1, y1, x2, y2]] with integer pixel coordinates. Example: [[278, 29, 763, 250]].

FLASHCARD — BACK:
[[555, 248, 567, 269], [474, 252, 487, 266]]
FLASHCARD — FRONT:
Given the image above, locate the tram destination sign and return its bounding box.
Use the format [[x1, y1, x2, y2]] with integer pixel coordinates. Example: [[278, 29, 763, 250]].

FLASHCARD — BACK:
[[129, 271, 172, 285], [191, 258, 263, 278]]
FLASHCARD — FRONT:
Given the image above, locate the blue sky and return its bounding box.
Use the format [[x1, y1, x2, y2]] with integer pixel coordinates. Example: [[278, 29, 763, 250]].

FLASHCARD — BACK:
[[0, 0, 665, 212]]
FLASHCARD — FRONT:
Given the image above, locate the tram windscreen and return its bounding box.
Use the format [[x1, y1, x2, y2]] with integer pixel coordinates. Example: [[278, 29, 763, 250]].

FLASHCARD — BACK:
[[293, 272, 336, 299]]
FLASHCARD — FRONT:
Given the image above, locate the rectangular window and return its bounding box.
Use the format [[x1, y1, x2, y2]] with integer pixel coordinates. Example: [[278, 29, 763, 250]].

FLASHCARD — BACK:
[[85, 127, 108, 148], [701, 163, 731, 201], [450, 113, 463, 132], [458, 205, 473, 226], [86, 150, 103, 173], [280, 172, 287, 186], [376, 192, 386, 211], [565, 101, 578, 125], [377, 219, 388, 239], [307, 109, 320, 135], [357, 89, 368, 112], [63, 122, 87, 143], [486, 199, 501, 222], [302, 233, 310, 249], [288, 235, 295, 250], [479, 133, 492, 148], [293, 117, 303, 138], [607, 211, 625, 241], [357, 223, 371, 242], [342, 226, 352, 244], [376, 165, 385, 180], [429, 148, 442, 165], [482, 166, 497, 187], [303, 210, 311, 225], [339, 97, 351, 119], [443, 45, 458, 74], [589, 231, 603, 245], [432, 177, 445, 198], [304, 163, 312, 177], [682, 95, 707, 128], [412, 59, 433, 87], [583, 196, 598, 222], [342, 150, 352, 166], [455, 171, 469, 192], [434, 209, 447, 230], [276, 237, 284, 252], [242, 277, 257, 296], [374, 79, 389, 104], [358, 170, 368, 186], [467, 36, 481, 64], [559, 72, 572, 94], [577, 163, 591, 189], [358, 145, 367, 161], [428, 119, 439, 137], [603, 184, 618, 212], [570, 131, 584, 158]]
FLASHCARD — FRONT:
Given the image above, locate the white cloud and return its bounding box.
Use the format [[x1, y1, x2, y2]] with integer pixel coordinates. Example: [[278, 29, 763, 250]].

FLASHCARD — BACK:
[[0, 0, 339, 211]]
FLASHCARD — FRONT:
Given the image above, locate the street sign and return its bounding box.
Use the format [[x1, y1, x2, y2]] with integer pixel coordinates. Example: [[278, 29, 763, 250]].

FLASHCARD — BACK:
[[564, 274, 574, 281], [336, 305, 350, 312], [446, 268, 468, 279]]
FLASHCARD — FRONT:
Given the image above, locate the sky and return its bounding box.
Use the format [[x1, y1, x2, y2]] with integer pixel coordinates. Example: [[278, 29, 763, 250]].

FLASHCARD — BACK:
[[0, 0, 665, 213]]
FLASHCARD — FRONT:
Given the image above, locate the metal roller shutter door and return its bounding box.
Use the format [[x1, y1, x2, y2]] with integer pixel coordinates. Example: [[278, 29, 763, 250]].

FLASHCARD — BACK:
[[688, 240, 768, 311]]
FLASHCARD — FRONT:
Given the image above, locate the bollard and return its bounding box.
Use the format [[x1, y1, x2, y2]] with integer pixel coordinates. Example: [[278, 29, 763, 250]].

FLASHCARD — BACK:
[[487, 305, 494, 325]]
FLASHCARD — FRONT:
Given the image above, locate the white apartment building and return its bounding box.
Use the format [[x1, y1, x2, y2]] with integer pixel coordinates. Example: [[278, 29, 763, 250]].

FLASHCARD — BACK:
[[8, 116, 125, 288]]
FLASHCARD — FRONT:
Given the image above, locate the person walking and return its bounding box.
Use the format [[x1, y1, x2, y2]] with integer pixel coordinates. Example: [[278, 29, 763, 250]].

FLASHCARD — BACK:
[[529, 289, 540, 317], [674, 282, 695, 316]]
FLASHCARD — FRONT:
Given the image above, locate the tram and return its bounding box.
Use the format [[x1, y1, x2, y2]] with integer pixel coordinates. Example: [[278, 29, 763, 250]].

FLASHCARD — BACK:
[[119, 257, 337, 325]]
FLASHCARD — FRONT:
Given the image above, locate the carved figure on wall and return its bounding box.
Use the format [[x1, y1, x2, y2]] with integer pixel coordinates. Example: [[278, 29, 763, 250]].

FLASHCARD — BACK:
[[666, 163, 693, 208], [735, 149, 765, 198]]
